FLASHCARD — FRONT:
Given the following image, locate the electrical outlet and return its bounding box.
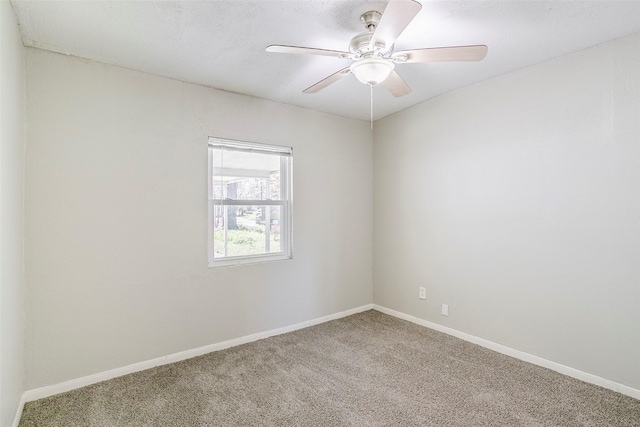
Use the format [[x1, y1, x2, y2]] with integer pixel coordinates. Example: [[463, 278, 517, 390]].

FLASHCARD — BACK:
[[419, 287, 426, 300], [441, 304, 449, 316]]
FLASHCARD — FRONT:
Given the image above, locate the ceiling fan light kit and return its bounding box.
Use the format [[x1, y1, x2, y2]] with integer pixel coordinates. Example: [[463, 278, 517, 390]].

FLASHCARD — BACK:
[[350, 57, 395, 85], [266, 0, 487, 98]]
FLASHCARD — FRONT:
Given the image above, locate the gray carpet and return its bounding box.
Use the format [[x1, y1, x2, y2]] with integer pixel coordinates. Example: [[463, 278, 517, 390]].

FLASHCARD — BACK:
[[19, 310, 640, 426]]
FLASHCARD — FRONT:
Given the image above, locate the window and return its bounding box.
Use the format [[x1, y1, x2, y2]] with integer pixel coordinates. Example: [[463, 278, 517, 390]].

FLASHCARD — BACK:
[[208, 138, 292, 266]]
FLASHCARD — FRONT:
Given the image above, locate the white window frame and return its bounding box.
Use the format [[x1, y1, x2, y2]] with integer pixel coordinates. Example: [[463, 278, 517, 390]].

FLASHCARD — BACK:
[[207, 137, 293, 267]]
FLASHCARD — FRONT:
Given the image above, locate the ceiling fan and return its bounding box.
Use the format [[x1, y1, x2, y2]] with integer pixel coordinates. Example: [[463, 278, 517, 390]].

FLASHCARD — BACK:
[[266, 0, 487, 97]]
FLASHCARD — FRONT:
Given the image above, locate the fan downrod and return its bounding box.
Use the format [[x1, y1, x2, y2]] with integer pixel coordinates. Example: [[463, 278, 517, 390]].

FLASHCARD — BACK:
[[350, 11, 391, 57]]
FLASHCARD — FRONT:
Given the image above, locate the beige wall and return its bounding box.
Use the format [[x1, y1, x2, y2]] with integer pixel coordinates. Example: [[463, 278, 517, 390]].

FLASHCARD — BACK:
[[373, 33, 640, 390], [1, 0, 26, 424], [24, 48, 373, 389]]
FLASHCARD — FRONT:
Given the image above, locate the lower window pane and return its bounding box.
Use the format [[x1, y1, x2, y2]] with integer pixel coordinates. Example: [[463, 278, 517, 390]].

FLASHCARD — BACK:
[[213, 205, 282, 258]]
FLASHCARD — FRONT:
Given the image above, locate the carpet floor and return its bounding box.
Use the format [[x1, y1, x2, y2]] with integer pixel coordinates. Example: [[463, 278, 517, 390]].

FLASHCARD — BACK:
[[19, 310, 640, 426]]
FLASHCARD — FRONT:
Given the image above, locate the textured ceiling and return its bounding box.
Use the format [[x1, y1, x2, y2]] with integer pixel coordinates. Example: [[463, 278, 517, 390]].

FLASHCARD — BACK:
[[11, 0, 640, 121]]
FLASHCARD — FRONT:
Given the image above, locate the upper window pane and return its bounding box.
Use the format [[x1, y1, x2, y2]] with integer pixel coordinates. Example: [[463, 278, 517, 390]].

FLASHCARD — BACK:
[[211, 149, 281, 201]]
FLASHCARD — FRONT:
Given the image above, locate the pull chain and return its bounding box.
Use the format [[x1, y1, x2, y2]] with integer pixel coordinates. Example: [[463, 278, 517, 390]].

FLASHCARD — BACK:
[[370, 83, 374, 130]]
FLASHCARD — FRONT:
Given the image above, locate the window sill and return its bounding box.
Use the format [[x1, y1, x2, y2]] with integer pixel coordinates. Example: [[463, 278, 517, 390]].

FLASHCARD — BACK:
[[208, 253, 291, 268]]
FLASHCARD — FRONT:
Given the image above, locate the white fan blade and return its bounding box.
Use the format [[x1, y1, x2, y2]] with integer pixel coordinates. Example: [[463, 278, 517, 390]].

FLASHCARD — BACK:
[[266, 45, 350, 58], [393, 45, 488, 63], [383, 70, 411, 97], [303, 67, 351, 94], [369, 0, 422, 51]]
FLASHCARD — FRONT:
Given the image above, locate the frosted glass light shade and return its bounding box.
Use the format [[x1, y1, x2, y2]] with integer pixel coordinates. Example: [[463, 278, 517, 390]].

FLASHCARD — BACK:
[[350, 58, 395, 85]]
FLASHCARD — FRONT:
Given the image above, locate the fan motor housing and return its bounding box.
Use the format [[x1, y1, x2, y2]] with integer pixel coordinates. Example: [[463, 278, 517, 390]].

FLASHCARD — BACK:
[[349, 32, 391, 57]]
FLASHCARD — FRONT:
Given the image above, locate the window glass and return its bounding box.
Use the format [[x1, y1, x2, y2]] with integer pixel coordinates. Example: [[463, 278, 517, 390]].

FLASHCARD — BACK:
[[208, 139, 292, 266]]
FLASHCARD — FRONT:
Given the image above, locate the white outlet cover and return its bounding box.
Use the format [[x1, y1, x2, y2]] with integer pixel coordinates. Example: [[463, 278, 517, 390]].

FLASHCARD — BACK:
[[441, 304, 449, 316], [419, 287, 426, 300]]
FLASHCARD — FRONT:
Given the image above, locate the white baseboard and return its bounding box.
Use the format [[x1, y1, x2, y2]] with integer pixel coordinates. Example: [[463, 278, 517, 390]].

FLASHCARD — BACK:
[[16, 301, 637, 425], [12, 395, 26, 427], [372, 304, 640, 401], [21, 303, 374, 405]]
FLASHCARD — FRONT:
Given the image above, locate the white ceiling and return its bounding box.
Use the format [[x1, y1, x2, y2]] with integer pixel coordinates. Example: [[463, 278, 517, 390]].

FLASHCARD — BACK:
[[11, 0, 640, 121]]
